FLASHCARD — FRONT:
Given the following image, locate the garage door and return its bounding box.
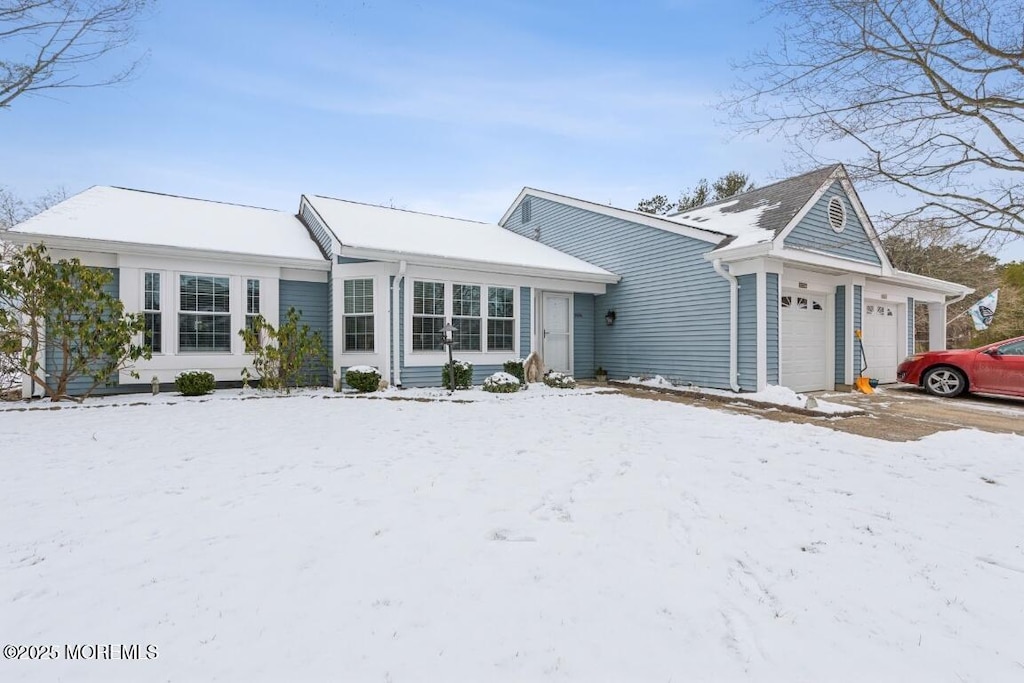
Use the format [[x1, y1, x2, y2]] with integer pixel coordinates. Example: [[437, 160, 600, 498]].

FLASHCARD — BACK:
[[862, 301, 900, 384], [781, 292, 829, 392]]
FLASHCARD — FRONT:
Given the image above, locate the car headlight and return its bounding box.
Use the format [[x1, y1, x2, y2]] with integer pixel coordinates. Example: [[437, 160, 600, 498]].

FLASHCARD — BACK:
[[903, 354, 924, 362]]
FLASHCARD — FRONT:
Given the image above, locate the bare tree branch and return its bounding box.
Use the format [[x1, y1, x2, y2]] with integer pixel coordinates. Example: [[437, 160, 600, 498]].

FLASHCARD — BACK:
[[724, 0, 1024, 240], [0, 0, 151, 110]]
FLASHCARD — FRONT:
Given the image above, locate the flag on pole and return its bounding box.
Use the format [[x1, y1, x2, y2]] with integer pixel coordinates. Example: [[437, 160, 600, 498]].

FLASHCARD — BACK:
[[968, 289, 999, 331]]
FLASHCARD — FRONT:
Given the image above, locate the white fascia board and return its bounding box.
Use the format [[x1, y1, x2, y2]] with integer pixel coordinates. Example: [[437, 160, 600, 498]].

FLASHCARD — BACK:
[[887, 270, 974, 297], [403, 262, 609, 295], [837, 177, 894, 275], [769, 246, 886, 276], [500, 187, 726, 245], [339, 246, 620, 286], [704, 242, 773, 263], [6, 233, 331, 271]]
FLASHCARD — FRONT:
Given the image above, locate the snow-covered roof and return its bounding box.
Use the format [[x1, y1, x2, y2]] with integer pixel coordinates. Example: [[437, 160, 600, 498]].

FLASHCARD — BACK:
[[8, 186, 327, 262], [305, 195, 617, 281], [666, 199, 781, 249]]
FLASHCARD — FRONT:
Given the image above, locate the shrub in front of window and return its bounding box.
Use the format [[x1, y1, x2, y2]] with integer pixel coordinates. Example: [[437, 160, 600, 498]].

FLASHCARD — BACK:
[[543, 370, 577, 389], [238, 307, 329, 392], [175, 370, 216, 396], [483, 371, 521, 394], [441, 359, 473, 390], [502, 358, 528, 388], [345, 365, 381, 393]]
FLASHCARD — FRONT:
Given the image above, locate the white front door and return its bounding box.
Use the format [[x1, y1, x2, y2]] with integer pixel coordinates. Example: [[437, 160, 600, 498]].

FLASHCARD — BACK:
[[781, 291, 829, 392], [862, 301, 900, 383], [542, 292, 571, 373]]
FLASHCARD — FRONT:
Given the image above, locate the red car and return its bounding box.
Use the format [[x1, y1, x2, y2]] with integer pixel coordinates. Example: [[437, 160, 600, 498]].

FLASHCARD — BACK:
[[897, 335, 1024, 398]]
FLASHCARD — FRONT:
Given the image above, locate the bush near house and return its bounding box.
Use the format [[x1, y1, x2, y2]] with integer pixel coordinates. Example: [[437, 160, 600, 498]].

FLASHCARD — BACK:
[[175, 370, 215, 396], [503, 359, 527, 388], [483, 371, 521, 394], [345, 366, 381, 393], [239, 307, 329, 392], [543, 371, 577, 389], [441, 360, 473, 390]]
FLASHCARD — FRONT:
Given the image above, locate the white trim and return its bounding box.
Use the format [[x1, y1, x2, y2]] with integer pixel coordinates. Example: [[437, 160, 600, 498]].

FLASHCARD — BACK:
[[756, 269, 767, 391], [402, 277, 522, 368], [838, 177, 895, 275], [827, 196, 847, 233], [773, 172, 841, 244], [279, 268, 328, 283], [338, 245, 618, 286], [5, 233, 331, 271], [498, 188, 726, 245], [769, 247, 886, 276]]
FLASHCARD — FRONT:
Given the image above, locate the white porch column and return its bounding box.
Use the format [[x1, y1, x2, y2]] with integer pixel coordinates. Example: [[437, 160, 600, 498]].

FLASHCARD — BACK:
[[928, 302, 947, 351]]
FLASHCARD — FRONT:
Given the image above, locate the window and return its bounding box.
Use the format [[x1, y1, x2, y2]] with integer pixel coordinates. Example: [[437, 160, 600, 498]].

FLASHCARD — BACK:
[[246, 279, 260, 332], [143, 272, 161, 353], [412, 281, 445, 351], [178, 275, 231, 352], [344, 278, 374, 352], [487, 287, 515, 351], [998, 340, 1024, 356], [452, 284, 481, 351]]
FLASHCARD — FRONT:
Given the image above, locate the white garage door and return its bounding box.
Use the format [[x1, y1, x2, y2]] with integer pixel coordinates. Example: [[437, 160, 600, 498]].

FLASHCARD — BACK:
[[781, 292, 829, 392], [862, 301, 900, 384]]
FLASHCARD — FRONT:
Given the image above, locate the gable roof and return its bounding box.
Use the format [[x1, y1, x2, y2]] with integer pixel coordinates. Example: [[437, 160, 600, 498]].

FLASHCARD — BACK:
[[7, 186, 327, 262], [305, 195, 618, 282], [664, 165, 844, 249]]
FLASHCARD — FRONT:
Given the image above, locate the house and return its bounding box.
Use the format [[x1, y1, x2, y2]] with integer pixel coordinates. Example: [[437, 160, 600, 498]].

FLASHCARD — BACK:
[[4, 165, 970, 397], [499, 165, 971, 392]]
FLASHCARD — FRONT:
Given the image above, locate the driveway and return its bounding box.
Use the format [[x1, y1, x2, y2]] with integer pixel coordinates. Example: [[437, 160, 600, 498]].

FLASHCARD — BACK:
[[813, 384, 1024, 441]]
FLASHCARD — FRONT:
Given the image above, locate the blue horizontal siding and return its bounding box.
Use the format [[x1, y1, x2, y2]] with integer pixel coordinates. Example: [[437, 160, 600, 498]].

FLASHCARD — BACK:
[[573, 293, 595, 379], [503, 196, 731, 389], [835, 285, 847, 385], [45, 267, 121, 396], [520, 286, 532, 356], [853, 285, 863, 377], [765, 273, 779, 385], [280, 279, 331, 386], [907, 297, 915, 356], [785, 183, 882, 265]]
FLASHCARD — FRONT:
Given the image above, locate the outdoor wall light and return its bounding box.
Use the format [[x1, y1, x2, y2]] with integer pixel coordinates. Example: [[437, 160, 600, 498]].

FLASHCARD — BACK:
[[605, 310, 617, 326]]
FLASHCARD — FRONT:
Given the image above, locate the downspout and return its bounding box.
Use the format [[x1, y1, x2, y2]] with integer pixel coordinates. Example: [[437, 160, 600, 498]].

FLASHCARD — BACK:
[[712, 259, 741, 392], [391, 260, 407, 387]]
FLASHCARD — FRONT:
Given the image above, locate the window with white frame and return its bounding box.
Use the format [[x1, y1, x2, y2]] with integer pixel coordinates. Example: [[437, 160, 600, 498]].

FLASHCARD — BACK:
[[410, 280, 516, 354], [487, 286, 515, 351], [246, 279, 260, 332], [452, 284, 481, 351], [178, 274, 231, 353], [412, 281, 445, 351], [344, 278, 374, 352], [143, 272, 162, 353]]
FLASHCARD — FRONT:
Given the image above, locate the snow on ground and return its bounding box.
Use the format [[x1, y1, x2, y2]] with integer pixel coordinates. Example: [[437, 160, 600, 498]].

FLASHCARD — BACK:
[[623, 376, 861, 414], [3, 392, 1023, 682]]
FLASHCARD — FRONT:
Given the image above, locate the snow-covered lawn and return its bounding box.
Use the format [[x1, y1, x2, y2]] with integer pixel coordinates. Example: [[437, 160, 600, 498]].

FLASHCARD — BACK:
[[3, 391, 1023, 681]]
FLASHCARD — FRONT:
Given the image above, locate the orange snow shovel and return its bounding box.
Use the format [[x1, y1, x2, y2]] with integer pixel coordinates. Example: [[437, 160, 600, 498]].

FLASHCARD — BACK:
[[854, 329, 875, 394]]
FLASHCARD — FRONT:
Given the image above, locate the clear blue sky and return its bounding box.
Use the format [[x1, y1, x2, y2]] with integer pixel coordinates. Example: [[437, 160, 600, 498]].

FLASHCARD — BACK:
[[3, 0, 1022, 262]]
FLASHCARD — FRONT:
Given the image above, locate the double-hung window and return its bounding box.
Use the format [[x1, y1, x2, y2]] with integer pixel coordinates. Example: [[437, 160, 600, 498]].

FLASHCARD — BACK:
[[344, 278, 374, 352], [487, 287, 515, 351], [412, 281, 445, 351], [143, 272, 162, 353], [452, 284, 481, 351], [246, 279, 260, 333], [178, 275, 231, 353]]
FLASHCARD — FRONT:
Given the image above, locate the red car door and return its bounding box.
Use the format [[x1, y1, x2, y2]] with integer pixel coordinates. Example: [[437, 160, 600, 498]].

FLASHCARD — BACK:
[[970, 340, 1024, 396]]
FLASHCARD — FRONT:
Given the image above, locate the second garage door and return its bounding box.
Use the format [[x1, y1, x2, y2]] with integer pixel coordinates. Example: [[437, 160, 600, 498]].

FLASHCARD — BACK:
[[862, 301, 900, 384], [781, 291, 829, 392]]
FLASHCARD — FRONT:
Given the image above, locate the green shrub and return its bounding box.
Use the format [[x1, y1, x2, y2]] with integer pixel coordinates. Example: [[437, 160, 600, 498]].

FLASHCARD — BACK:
[[345, 366, 381, 393], [238, 307, 329, 391], [483, 371, 521, 394], [503, 359, 527, 387], [441, 359, 473, 390], [543, 370, 577, 389], [176, 370, 216, 396]]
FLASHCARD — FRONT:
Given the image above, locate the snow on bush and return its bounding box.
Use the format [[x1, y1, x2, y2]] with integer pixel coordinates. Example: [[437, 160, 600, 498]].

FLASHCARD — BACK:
[[483, 371, 521, 394], [627, 375, 675, 388], [345, 366, 381, 393], [543, 370, 576, 389], [175, 370, 215, 396], [441, 359, 473, 390], [502, 358, 527, 387]]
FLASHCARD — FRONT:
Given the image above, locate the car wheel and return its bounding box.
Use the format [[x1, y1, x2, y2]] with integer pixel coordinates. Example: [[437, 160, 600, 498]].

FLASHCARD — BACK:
[[922, 367, 967, 398]]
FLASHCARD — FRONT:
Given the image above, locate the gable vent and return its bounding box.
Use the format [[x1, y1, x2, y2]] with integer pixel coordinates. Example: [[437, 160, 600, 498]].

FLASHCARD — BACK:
[[522, 197, 532, 224], [827, 196, 847, 233]]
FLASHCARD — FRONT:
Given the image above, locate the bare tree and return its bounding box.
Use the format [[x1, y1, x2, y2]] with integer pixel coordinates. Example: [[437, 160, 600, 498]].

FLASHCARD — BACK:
[[1, 0, 150, 110], [726, 0, 1024, 241]]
